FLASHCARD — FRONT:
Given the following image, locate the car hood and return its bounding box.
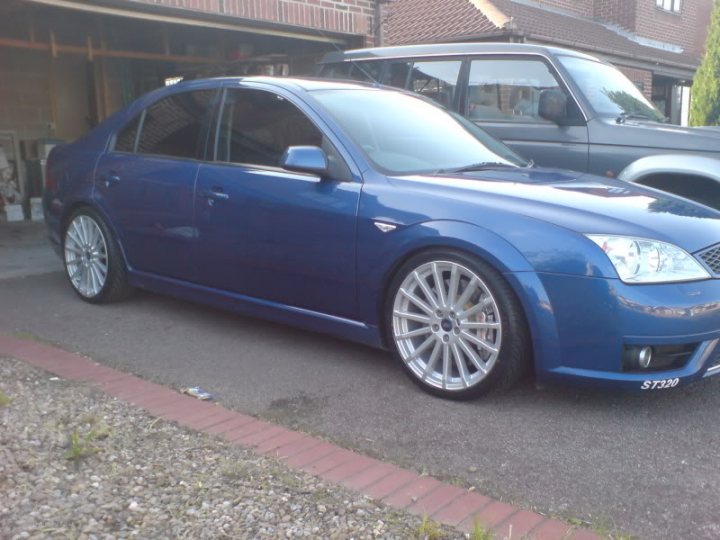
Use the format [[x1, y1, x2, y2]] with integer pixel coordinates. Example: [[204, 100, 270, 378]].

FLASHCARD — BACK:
[[595, 118, 720, 154], [394, 167, 720, 253]]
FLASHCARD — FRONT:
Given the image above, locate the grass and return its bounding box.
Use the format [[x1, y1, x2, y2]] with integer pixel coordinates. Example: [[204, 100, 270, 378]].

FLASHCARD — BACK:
[[0, 390, 11, 407], [65, 429, 101, 461], [414, 515, 444, 540], [63, 415, 111, 462], [469, 520, 495, 540]]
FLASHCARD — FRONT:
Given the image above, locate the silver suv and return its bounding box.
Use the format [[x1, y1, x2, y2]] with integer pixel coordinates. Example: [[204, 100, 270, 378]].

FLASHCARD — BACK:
[[318, 43, 720, 210]]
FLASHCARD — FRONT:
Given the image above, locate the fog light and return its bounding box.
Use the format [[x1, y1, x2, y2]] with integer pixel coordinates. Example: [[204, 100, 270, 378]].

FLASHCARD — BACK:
[[638, 346, 653, 369]]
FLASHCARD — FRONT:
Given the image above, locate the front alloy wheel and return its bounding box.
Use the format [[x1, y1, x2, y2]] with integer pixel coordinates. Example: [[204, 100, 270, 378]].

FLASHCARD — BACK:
[[389, 251, 529, 399]]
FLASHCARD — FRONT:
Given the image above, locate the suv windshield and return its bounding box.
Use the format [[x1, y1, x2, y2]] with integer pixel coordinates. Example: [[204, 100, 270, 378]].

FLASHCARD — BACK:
[[559, 55, 665, 122], [311, 88, 528, 175]]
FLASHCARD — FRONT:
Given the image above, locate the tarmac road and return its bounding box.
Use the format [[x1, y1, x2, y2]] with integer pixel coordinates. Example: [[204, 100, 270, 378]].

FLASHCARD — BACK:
[[1, 222, 719, 540]]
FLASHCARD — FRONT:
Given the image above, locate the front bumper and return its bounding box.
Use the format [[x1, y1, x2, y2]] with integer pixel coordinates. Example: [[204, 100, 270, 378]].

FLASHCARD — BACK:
[[511, 271, 720, 391]]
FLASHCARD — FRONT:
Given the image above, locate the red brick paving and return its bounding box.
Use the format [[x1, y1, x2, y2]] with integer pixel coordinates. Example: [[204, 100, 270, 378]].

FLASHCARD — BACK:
[[406, 483, 467, 516], [431, 491, 493, 526], [531, 518, 575, 540], [0, 333, 601, 540], [495, 509, 547, 539]]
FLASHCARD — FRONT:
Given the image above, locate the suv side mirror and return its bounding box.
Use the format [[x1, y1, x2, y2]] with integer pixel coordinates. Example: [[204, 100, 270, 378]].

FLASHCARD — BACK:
[[280, 146, 329, 177], [538, 89, 568, 124]]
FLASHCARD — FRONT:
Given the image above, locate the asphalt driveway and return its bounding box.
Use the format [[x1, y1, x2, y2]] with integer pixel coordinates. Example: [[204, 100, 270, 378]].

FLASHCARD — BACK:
[[1, 221, 718, 540]]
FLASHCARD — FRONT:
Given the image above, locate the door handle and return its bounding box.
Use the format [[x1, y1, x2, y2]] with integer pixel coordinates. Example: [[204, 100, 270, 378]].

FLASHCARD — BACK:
[[104, 174, 121, 188], [204, 189, 230, 205]]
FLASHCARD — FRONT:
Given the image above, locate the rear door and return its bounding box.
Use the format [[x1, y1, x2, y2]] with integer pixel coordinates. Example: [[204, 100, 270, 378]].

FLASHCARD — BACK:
[[462, 56, 589, 172], [93, 89, 216, 281]]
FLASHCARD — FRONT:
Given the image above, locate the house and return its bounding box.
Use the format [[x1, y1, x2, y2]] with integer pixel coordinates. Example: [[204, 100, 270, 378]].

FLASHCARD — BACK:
[[0, 0, 379, 144], [381, 0, 714, 124]]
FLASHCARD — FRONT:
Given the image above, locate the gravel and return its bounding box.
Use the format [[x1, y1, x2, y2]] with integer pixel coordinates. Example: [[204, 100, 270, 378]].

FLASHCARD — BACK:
[[0, 357, 463, 540]]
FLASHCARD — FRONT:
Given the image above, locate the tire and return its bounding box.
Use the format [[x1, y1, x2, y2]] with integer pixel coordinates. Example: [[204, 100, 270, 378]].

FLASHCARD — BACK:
[[62, 207, 131, 304], [386, 249, 531, 400]]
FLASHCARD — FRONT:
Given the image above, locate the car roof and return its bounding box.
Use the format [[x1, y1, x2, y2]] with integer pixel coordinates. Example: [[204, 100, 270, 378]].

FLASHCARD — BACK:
[[318, 42, 601, 64], [170, 76, 380, 93]]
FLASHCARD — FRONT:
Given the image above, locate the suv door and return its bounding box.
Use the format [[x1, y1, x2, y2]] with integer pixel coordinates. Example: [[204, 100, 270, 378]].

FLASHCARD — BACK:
[[462, 56, 589, 172], [194, 86, 360, 318], [93, 89, 216, 281]]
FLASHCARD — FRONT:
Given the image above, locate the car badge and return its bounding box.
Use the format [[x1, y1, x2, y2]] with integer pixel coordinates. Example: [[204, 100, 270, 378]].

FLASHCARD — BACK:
[[374, 222, 397, 233]]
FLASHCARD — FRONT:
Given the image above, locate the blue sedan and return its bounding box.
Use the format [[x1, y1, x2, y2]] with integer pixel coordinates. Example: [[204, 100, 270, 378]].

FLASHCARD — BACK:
[[43, 77, 720, 399]]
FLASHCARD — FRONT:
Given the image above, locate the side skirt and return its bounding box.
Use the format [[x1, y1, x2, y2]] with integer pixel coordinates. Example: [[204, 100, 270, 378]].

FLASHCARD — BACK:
[[127, 270, 385, 349]]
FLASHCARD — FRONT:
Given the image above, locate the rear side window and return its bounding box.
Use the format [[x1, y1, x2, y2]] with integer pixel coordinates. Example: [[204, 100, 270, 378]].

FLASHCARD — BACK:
[[380, 59, 462, 109], [319, 61, 382, 83], [114, 115, 141, 153], [135, 90, 215, 159], [407, 60, 462, 108]]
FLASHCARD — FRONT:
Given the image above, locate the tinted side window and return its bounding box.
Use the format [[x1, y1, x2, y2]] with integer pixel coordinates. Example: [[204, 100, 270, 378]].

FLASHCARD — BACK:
[[349, 61, 382, 82], [216, 89, 351, 181], [114, 114, 141, 152], [136, 90, 214, 159], [381, 61, 412, 88], [466, 58, 579, 123], [217, 89, 323, 167], [319, 61, 382, 83], [319, 62, 353, 79]]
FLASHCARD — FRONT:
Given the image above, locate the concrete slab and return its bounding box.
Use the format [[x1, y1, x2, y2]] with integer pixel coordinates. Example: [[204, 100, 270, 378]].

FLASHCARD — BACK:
[[0, 220, 62, 279]]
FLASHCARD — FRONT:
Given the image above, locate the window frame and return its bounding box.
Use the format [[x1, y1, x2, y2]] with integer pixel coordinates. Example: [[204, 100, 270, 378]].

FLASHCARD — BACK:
[[460, 53, 587, 126], [208, 85, 354, 183], [656, 0, 681, 13], [110, 88, 219, 162]]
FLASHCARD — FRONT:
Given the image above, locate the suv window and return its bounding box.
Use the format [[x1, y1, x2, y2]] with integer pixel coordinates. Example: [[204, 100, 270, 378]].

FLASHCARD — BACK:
[[216, 89, 351, 180], [467, 58, 577, 123], [136, 90, 215, 159], [320, 61, 381, 83], [382, 60, 462, 109], [407, 61, 462, 108]]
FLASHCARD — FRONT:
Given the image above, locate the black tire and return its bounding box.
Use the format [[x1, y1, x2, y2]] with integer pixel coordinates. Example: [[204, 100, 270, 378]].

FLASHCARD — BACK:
[[385, 248, 531, 400], [62, 206, 132, 304]]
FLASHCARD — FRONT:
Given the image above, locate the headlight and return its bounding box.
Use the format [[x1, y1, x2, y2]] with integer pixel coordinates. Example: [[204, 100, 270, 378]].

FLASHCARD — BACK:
[[587, 235, 710, 283]]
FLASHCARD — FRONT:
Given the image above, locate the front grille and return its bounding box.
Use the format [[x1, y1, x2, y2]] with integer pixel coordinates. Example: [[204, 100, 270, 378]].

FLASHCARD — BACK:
[[698, 244, 720, 275]]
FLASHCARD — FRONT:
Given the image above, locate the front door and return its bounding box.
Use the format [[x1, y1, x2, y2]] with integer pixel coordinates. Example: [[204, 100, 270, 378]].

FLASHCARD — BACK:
[[195, 87, 360, 318]]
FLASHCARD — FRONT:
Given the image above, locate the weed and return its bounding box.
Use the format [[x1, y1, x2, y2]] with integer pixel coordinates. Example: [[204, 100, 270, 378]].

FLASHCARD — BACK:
[[65, 429, 100, 461], [0, 391, 11, 407], [469, 520, 495, 540], [414, 515, 444, 540], [219, 460, 251, 481]]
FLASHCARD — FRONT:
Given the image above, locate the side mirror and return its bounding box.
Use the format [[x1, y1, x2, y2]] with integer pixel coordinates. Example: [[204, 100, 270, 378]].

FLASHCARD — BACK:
[[538, 89, 568, 124], [280, 146, 329, 177]]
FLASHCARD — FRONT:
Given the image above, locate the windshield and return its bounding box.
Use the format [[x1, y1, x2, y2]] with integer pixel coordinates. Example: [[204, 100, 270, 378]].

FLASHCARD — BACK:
[[559, 55, 665, 122], [311, 88, 528, 175]]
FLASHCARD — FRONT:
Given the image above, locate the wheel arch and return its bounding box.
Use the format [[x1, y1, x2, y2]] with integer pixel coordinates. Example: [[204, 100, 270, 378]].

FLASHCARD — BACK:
[[60, 200, 131, 271], [369, 220, 538, 350], [618, 154, 720, 210]]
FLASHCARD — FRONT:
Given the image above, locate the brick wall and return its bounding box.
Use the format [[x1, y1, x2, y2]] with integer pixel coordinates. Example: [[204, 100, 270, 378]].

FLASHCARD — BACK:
[[123, 0, 377, 42], [533, 0, 594, 17], [633, 0, 712, 55], [593, 0, 637, 31]]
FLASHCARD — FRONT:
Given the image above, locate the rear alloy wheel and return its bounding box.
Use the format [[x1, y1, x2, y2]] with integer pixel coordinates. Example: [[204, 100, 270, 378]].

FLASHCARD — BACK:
[[388, 251, 529, 400], [63, 208, 130, 303]]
